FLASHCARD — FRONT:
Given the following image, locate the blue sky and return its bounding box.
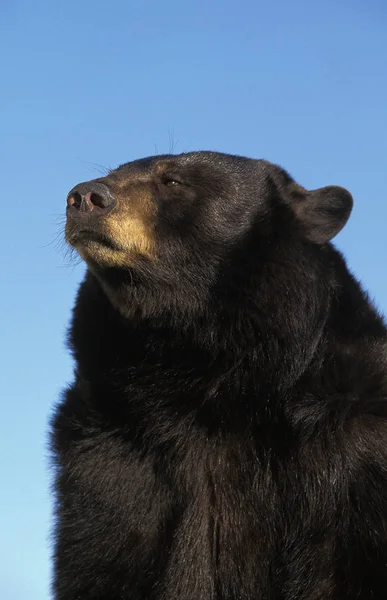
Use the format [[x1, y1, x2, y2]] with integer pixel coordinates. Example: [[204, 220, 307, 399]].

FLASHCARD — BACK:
[[1, 1, 386, 598]]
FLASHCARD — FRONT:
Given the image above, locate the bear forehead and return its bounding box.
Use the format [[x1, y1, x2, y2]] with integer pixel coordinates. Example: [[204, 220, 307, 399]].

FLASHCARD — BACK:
[[114, 151, 267, 176]]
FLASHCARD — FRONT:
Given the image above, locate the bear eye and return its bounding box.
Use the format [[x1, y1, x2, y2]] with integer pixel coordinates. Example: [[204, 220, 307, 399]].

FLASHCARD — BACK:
[[162, 175, 182, 187]]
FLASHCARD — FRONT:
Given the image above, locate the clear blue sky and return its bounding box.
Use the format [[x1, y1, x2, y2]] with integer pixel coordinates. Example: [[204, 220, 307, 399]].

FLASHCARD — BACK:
[[1, 1, 386, 598]]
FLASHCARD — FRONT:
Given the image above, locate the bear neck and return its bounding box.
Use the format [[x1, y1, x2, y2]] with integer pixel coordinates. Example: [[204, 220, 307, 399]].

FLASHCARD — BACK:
[[68, 253, 386, 429], [69, 268, 328, 397]]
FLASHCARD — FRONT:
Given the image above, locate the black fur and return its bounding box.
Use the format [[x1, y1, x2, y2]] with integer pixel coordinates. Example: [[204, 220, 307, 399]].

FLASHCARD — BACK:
[[51, 152, 387, 599]]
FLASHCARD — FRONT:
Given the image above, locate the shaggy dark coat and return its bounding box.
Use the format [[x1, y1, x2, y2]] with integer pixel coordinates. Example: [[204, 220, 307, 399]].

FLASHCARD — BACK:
[[51, 152, 387, 599]]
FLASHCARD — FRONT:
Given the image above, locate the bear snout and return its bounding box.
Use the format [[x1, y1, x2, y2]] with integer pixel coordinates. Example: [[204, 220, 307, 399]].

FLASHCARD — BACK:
[[67, 181, 116, 218]]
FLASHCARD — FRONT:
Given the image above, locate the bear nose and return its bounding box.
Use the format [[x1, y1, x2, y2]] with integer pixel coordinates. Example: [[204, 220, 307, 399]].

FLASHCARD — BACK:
[[66, 181, 116, 216]]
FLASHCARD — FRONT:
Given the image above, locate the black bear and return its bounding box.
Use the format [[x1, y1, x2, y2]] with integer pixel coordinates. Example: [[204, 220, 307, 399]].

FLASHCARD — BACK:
[[51, 152, 387, 599]]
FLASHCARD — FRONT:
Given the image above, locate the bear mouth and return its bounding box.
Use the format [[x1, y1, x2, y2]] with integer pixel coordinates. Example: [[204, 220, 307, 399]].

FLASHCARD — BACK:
[[67, 228, 120, 252]]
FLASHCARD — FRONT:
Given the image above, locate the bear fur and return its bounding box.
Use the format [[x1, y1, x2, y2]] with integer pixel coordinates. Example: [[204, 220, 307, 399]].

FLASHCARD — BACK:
[[51, 152, 387, 599]]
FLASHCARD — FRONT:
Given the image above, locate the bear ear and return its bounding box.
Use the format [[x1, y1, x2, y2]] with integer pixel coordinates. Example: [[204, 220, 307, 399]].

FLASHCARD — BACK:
[[289, 184, 353, 244]]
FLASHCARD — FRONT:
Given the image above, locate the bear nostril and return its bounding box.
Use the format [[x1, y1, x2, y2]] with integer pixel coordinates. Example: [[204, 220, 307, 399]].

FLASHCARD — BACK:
[[67, 192, 82, 209], [89, 192, 108, 209]]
